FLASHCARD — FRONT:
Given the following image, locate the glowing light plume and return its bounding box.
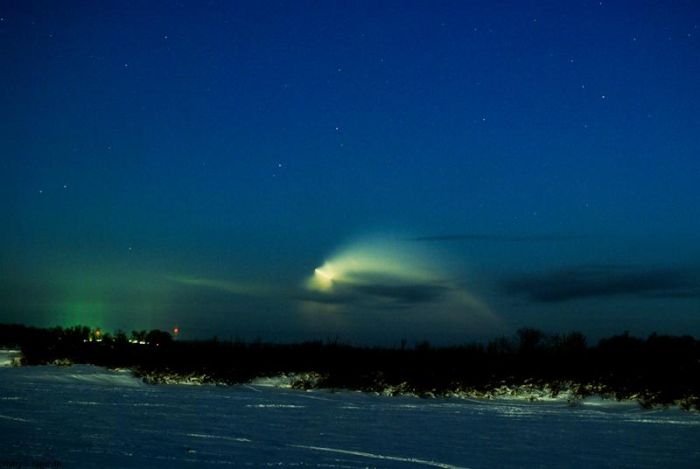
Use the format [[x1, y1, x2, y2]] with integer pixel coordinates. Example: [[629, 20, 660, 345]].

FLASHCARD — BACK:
[[311, 266, 335, 291], [300, 236, 500, 339], [306, 237, 441, 295]]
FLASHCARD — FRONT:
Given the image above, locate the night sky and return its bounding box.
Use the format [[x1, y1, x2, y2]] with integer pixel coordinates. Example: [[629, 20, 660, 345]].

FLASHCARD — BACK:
[[2, 1, 699, 344]]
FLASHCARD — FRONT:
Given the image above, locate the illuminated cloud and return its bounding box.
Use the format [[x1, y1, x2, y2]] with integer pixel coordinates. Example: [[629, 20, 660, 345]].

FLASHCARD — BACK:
[[164, 237, 502, 341], [305, 238, 442, 301], [300, 236, 499, 333]]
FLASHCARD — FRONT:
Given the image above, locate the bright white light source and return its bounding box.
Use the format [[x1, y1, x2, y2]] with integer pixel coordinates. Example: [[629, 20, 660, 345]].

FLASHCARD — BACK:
[[314, 267, 333, 280], [311, 265, 335, 291]]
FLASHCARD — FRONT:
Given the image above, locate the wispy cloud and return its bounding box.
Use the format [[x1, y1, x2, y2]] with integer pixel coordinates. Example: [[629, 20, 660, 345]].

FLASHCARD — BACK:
[[297, 280, 449, 308], [167, 275, 277, 297], [352, 282, 449, 304], [503, 265, 700, 303], [410, 233, 585, 242]]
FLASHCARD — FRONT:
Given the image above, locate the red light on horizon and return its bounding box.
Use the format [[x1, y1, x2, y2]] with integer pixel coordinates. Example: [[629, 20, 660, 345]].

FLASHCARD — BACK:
[[173, 327, 180, 335]]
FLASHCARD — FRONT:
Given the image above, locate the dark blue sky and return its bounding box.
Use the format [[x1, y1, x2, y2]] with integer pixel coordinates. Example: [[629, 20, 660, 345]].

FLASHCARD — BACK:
[[2, 1, 699, 343]]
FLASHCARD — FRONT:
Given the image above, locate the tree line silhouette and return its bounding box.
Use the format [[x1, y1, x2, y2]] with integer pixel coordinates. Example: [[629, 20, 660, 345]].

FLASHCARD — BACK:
[[1, 324, 699, 410]]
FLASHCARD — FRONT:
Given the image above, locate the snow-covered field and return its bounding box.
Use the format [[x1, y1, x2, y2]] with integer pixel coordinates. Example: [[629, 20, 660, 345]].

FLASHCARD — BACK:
[[1, 360, 699, 468]]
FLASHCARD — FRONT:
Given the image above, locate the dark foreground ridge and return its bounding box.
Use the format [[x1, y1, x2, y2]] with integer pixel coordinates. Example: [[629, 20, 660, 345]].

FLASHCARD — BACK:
[[2, 324, 699, 410]]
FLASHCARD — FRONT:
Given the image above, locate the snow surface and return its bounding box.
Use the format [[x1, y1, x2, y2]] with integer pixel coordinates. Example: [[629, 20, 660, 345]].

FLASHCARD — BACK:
[[1, 365, 700, 468]]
